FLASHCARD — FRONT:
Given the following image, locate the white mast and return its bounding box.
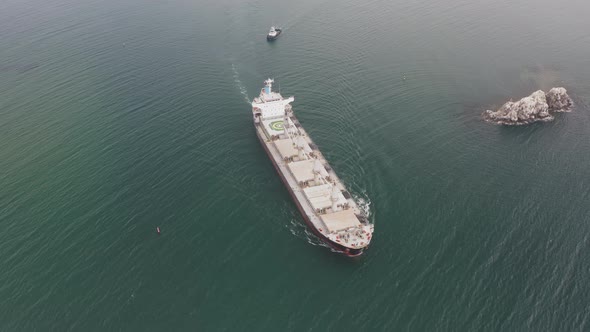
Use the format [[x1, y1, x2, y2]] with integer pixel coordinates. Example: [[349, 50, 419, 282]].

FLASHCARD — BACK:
[[313, 159, 324, 183], [264, 78, 274, 95], [283, 114, 291, 138], [331, 183, 341, 212], [296, 136, 307, 160]]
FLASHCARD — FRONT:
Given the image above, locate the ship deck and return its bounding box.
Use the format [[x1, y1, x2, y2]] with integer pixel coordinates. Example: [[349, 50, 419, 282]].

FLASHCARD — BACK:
[[255, 114, 372, 250]]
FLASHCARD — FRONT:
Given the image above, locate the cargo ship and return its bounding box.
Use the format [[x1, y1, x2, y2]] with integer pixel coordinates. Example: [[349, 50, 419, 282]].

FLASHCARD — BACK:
[[251, 79, 374, 256]]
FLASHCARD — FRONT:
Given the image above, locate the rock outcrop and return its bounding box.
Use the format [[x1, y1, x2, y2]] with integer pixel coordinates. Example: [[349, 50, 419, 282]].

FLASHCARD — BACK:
[[546, 87, 573, 112], [483, 87, 573, 125]]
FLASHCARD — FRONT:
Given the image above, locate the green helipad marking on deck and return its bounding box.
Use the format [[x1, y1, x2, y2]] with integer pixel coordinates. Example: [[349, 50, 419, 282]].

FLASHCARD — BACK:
[[270, 121, 284, 131]]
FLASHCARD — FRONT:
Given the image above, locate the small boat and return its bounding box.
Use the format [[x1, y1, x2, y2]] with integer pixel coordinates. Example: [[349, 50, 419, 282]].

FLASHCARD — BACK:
[[267, 26, 282, 41]]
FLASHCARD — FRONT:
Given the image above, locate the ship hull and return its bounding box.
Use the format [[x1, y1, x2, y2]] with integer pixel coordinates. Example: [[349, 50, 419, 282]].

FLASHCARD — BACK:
[[255, 124, 364, 257]]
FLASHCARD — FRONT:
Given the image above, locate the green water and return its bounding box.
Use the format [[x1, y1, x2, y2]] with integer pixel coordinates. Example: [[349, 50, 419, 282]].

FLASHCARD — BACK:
[[1, 0, 590, 330]]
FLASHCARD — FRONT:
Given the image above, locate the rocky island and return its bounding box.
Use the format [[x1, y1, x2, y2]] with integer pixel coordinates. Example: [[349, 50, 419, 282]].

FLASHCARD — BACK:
[[483, 87, 573, 125]]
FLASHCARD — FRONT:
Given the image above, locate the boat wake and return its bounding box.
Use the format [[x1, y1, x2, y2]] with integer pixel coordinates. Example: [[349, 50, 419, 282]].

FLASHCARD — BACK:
[[231, 63, 251, 104], [287, 218, 330, 249], [354, 191, 373, 221]]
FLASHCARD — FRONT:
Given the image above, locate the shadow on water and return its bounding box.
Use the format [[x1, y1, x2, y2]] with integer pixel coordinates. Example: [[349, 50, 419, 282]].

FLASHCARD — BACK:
[[313, 243, 367, 269], [496, 121, 550, 138], [469, 63, 568, 115]]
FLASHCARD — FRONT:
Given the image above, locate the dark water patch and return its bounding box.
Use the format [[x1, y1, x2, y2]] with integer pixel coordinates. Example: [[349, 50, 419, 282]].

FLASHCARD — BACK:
[[0, 63, 39, 73], [2, 0, 590, 330]]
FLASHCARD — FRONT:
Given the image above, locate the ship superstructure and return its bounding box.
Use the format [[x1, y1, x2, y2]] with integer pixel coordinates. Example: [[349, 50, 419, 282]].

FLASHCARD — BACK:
[[251, 79, 374, 256], [266, 26, 282, 41]]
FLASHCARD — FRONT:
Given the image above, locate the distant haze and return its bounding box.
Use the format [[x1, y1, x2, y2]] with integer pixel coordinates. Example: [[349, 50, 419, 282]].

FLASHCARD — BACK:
[[1, 0, 589, 330]]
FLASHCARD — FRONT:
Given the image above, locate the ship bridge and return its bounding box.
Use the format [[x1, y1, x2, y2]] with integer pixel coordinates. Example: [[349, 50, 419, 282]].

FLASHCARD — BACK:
[[254, 99, 293, 120], [252, 78, 294, 120]]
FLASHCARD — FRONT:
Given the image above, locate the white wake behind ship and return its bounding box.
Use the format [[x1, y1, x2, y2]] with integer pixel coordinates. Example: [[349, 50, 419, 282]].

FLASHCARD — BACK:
[[251, 79, 374, 256]]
